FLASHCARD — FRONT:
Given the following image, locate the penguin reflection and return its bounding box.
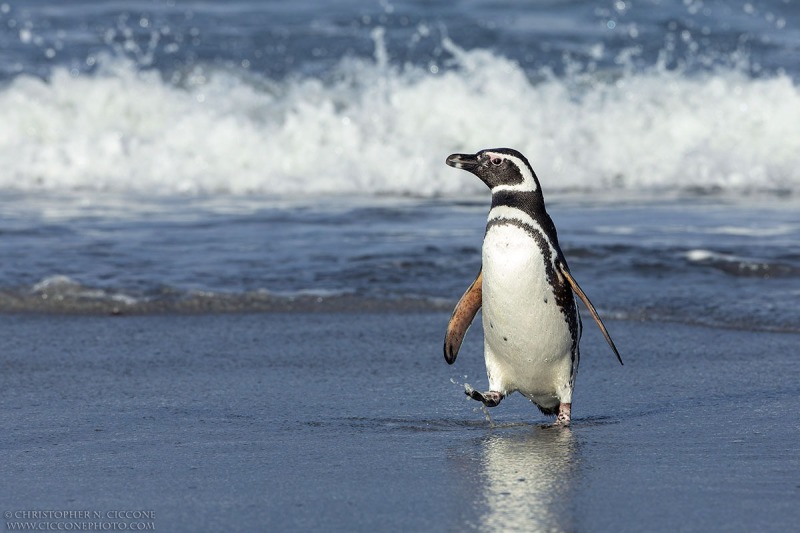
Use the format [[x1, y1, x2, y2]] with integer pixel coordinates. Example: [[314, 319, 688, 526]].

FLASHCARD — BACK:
[[478, 427, 577, 533]]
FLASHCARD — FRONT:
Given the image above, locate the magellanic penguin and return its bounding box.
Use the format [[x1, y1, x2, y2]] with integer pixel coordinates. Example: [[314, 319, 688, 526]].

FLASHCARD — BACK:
[[444, 148, 622, 426]]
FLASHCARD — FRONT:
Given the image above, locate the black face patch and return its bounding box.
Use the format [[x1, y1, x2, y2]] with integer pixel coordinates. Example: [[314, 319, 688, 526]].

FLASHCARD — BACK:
[[448, 148, 542, 192], [473, 154, 526, 189]]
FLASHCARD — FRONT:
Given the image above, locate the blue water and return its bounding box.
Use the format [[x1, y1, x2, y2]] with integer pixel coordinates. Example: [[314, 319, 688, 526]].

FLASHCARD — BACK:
[[0, 0, 798, 331], [2, 7, 800, 530]]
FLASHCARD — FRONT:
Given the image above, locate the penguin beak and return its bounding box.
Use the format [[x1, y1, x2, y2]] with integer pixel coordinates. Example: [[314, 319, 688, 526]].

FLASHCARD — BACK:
[[446, 153, 479, 171]]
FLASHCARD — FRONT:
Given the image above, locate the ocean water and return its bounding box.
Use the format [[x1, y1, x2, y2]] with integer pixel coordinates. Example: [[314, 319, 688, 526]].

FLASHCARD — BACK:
[[0, 0, 799, 333], [3, 4, 800, 530]]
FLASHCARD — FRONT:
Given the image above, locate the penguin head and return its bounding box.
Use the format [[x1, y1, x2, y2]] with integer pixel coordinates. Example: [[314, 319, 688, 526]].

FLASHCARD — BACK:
[[446, 148, 541, 193]]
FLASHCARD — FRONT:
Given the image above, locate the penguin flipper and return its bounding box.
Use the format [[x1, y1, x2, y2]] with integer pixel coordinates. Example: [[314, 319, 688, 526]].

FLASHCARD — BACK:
[[559, 265, 624, 366], [444, 269, 483, 364]]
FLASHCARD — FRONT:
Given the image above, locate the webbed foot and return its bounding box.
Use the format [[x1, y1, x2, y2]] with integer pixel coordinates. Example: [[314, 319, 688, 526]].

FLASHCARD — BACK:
[[464, 384, 504, 407], [554, 403, 571, 426]]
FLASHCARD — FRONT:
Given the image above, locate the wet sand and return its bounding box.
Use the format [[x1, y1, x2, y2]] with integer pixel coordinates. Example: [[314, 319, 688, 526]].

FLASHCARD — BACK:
[[2, 312, 798, 532]]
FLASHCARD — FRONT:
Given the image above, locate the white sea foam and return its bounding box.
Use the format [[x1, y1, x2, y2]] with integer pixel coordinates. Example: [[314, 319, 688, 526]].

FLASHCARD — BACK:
[[1, 39, 798, 197], [704, 225, 798, 237], [31, 274, 139, 305], [685, 249, 763, 264], [684, 248, 798, 278], [31, 274, 81, 293]]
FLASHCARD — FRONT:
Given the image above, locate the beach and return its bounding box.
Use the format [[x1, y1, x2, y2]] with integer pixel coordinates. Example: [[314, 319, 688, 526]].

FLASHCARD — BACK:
[[1, 1, 798, 531], [2, 311, 798, 532]]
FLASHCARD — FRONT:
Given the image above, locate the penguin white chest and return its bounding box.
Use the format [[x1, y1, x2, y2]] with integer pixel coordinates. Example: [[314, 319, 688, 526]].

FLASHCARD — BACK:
[[481, 223, 575, 403]]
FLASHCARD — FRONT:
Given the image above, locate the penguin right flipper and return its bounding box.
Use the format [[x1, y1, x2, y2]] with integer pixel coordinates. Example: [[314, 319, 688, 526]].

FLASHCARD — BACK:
[[444, 269, 483, 364]]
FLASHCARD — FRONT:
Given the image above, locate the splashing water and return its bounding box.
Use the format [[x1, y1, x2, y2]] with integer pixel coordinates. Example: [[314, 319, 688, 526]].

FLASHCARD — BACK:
[[0, 29, 797, 197]]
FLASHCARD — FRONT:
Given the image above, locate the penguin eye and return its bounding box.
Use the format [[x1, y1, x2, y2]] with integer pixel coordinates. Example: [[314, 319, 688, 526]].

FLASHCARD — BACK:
[[490, 157, 502, 166]]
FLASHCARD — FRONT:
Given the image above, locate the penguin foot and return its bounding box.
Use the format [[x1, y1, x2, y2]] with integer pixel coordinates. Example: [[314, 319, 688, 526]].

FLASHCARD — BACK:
[[464, 384, 504, 407], [554, 403, 571, 426]]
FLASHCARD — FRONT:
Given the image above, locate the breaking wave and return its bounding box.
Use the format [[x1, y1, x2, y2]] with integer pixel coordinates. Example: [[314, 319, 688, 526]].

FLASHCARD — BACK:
[[0, 36, 798, 198]]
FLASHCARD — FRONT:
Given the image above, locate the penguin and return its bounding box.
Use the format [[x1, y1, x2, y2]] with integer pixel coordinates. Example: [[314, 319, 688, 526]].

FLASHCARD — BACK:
[[444, 148, 622, 426]]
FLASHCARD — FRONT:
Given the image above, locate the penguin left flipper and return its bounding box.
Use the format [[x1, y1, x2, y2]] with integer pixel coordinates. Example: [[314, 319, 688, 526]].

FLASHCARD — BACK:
[[558, 262, 624, 366], [444, 269, 483, 364]]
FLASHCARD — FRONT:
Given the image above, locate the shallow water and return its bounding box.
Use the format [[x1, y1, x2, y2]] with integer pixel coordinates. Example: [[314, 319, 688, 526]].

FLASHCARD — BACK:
[[2, 193, 799, 335], [2, 313, 798, 531]]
